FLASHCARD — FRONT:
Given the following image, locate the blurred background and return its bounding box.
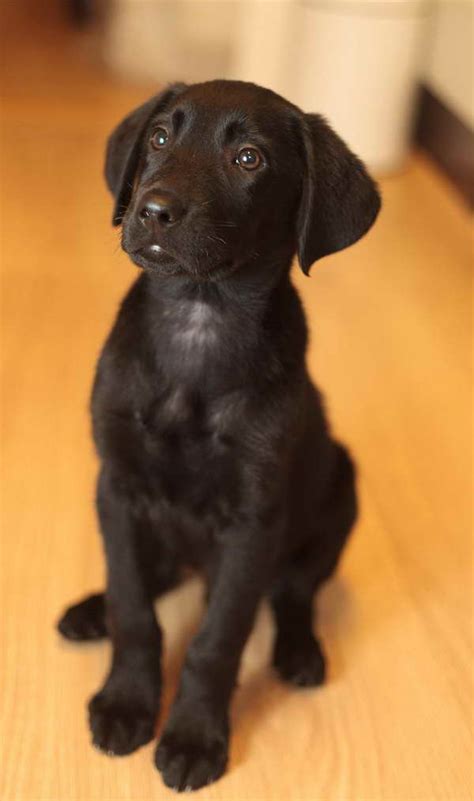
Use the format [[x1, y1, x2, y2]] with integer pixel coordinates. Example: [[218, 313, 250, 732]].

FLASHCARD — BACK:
[[1, 2, 472, 801], [4, 0, 473, 190]]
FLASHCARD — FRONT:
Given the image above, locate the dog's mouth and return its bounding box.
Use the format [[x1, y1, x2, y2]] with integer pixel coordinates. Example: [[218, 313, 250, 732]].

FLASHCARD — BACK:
[[127, 241, 239, 282], [137, 243, 170, 263], [128, 243, 184, 274]]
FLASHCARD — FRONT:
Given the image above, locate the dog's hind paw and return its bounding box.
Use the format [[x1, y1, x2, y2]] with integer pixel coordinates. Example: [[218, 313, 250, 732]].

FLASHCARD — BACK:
[[273, 634, 326, 687], [57, 593, 108, 641]]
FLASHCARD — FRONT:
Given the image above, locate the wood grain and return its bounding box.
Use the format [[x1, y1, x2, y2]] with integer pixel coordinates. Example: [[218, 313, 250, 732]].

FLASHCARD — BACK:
[[1, 8, 472, 801]]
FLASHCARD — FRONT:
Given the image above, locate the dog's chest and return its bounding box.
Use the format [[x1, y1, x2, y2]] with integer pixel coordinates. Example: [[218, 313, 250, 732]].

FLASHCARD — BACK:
[[116, 296, 251, 514], [136, 380, 242, 515], [160, 300, 222, 368]]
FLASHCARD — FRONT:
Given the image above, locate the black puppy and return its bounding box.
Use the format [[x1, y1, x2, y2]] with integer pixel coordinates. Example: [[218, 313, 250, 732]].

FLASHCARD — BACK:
[[58, 80, 380, 791]]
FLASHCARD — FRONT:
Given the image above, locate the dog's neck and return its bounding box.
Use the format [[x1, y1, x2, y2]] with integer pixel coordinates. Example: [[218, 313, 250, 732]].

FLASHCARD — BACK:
[[142, 249, 295, 309], [139, 251, 300, 389]]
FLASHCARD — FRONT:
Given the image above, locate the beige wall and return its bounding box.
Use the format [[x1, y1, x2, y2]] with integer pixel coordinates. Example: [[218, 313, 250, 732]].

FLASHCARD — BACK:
[[423, 0, 474, 128], [103, 0, 473, 136]]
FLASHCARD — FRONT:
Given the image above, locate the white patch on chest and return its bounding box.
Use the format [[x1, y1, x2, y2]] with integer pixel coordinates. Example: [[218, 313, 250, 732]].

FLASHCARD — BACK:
[[173, 300, 219, 349]]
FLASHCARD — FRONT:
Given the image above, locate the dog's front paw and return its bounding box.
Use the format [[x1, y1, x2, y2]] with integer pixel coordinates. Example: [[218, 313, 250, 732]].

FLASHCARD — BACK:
[[89, 682, 158, 756], [273, 634, 326, 687], [155, 716, 228, 792]]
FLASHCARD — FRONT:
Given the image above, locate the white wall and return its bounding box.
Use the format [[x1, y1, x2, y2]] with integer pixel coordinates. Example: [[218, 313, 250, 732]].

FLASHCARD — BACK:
[[104, 1, 237, 85], [423, 0, 474, 128], [102, 0, 473, 170]]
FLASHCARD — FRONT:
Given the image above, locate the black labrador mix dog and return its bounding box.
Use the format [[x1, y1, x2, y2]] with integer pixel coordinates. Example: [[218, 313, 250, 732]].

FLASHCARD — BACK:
[[58, 80, 380, 791]]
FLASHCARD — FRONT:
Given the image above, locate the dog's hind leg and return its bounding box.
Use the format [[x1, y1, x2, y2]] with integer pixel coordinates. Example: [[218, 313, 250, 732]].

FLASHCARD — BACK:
[[271, 443, 357, 686], [57, 544, 181, 642], [57, 568, 182, 642], [57, 592, 108, 641]]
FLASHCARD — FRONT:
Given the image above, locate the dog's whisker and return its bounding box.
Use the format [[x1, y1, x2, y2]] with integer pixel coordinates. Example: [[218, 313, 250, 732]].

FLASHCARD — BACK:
[[205, 233, 227, 246]]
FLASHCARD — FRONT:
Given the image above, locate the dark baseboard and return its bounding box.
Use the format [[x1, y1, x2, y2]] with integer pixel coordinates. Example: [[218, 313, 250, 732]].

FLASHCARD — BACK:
[[414, 85, 474, 208]]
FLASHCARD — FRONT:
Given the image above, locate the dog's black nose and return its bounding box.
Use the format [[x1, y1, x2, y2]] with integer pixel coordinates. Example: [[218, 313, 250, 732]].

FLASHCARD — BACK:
[[138, 191, 185, 229]]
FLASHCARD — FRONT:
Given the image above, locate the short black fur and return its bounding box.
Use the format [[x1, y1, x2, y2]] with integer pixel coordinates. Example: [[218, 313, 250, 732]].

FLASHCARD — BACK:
[[58, 80, 380, 791]]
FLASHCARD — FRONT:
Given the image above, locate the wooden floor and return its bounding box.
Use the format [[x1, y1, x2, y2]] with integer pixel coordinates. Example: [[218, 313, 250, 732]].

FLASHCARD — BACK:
[[1, 8, 472, 801]]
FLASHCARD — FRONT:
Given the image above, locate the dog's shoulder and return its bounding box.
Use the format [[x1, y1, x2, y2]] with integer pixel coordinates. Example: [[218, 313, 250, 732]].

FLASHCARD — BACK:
[[91, 275, 155, 412]]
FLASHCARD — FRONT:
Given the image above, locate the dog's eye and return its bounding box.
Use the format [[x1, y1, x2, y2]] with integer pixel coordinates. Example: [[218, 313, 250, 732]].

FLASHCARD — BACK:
[[150, 127, 169, 149], [235, 147, 262, 171]]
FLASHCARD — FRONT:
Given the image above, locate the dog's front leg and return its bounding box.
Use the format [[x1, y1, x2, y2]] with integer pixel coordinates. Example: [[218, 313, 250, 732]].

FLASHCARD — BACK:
[[88, 468, 162, 756], [155, 506, 283, 791]]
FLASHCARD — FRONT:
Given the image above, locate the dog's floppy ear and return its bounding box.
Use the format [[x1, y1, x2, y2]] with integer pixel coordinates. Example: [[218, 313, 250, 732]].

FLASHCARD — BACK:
[[297, 114, 381, 274], [105, 83, 187, 226]]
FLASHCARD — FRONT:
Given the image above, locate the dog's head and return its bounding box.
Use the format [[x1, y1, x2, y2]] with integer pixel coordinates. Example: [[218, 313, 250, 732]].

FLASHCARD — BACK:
[[105, 80, 380, 279]]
